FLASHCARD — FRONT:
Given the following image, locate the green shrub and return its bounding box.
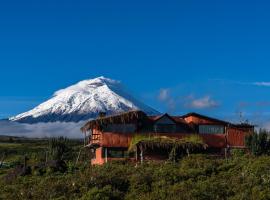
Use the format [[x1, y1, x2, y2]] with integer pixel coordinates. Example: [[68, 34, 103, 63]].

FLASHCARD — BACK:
[[79, 185, 122, 200], [3, 144, 270, 200], [230, 149, 246, 158]]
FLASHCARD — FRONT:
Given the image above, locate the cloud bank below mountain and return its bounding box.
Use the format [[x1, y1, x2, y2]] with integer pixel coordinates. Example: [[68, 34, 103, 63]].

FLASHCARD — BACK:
[[0, 120, 85, 138]]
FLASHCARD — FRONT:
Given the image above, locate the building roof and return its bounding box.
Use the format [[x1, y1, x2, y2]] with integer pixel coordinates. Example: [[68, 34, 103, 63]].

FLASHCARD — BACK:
[[149, 114, 188, 124], [82, 111, 254, 133], [182, 112, 255, 129], [181, 112, 231, 125], [81, 110, 149, 132]]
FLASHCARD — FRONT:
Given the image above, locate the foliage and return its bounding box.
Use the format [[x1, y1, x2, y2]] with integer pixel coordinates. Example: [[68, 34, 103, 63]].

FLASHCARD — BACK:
[[79, 185, 122, 200], [230, 149, 246, 158], [245, 129, 270, 156], [0, 138, 83, 178], [129, 134, 207, 161], [129, 134, 206, 151], [3, 138, 270, 200], [48, 137, 73, 160], [2, 154, 270, 200]]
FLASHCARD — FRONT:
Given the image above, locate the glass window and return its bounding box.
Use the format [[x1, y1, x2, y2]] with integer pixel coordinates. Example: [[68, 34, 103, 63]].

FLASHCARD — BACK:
[[199, 125, 225, 134], [154, 124, 176, 133], [102, 148, 129, 158]]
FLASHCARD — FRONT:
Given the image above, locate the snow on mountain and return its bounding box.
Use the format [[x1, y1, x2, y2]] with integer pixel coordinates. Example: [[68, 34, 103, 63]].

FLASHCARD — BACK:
[[10, 76, 159, 123]]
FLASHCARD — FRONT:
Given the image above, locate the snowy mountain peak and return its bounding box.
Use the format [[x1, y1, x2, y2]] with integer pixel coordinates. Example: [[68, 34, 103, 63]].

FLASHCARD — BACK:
[[10, 77, 159, 123], [54, 76, 119, 97]]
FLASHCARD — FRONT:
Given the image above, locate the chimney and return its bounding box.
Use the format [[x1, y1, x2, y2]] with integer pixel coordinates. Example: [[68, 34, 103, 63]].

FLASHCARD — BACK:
[[98, 112, 106, 118]]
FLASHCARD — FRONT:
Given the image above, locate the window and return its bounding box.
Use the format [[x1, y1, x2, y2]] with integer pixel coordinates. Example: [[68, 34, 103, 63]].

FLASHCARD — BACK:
[[199, 125, 225, 134], [154, 124, 177, 133], [102, 148, 129, 158]]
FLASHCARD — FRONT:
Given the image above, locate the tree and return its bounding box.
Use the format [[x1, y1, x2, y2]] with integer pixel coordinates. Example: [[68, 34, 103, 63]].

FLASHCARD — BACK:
[[246, 129, 270, 156], [48, 137, 72, 160]]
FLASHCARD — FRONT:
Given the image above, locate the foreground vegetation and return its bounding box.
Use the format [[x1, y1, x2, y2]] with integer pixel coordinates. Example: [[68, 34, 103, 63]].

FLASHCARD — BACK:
[[2, 153, 270, 200], [1, 133, 270, 200]]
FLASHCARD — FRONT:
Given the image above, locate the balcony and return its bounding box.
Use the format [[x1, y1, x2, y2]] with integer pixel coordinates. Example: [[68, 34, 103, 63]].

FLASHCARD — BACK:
[[85, 133, 102, 148]]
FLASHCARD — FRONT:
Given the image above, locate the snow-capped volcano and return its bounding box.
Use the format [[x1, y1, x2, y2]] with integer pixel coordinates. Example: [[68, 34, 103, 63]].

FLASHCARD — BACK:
[[10, 76, 159, 123]]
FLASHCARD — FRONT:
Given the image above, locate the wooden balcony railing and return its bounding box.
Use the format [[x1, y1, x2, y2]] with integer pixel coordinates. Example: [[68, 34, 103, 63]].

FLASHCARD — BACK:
[[86, 133, 102, 147]]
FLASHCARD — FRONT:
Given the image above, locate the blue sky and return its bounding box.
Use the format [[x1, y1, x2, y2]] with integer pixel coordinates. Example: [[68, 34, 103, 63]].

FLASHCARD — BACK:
[[0, 0, 270, 126]]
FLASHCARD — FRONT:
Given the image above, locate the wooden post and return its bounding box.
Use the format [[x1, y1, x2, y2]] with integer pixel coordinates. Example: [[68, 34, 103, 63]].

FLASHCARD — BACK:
[[140, 145, 143, 164], [0, 153, 5, 168], [186, 148, 190, 157], [45, 151, 48, 163], [76, 148, 83, 166], [225, 147, 229, 161], [84, 131, 87, 146], [23, 155, 27, 168], [224, 148, 227, 161], [105, 147, 108, 163], [135, 146, 138, 162], [225, 124, 229, 161]]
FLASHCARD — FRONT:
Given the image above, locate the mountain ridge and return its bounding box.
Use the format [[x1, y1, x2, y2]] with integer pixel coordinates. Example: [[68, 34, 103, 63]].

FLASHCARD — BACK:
[[9, 76, 159, 123]]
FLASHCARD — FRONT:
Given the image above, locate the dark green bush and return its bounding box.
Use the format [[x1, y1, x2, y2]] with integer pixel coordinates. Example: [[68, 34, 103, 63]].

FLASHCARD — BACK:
[[80, 185, 122, 200], [246, 129, 270, 156], [2, 153, 270, 199]]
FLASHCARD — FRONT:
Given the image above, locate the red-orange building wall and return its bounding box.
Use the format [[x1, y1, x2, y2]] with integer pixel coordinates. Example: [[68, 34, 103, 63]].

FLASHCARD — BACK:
[[91, 147, 104, 165], [227, 127, 252, 148], [99, 132, 227, 149]]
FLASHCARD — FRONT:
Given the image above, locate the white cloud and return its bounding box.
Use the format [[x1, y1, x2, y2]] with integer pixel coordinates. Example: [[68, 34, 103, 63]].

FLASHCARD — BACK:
[[157, 88, 176, 111], [253, 82, 270, 87], [0, 121, 85, 138], [212, 79, 270, 87], [186, 96, 219, 109], [157, 87, 220, 112], [158, 88, 170, 101]]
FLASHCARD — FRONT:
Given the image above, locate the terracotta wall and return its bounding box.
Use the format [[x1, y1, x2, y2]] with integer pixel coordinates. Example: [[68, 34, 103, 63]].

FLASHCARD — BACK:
[[91, 147, 104, 165], [100, 132, 227, 148], [201, 134, 226, 148], [90, 127, 251, 152], [227, 127, 252, 147], [101, 132, 132, 148]]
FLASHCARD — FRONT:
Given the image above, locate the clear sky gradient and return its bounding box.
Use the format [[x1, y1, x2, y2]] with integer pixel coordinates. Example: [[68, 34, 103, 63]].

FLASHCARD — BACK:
[[0, 0, 270, 126]]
